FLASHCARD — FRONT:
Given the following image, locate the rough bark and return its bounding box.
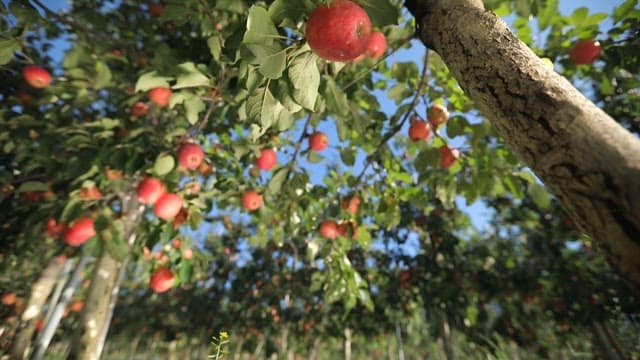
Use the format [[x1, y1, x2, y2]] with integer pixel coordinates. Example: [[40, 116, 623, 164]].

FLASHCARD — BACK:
[[405, 0, 640, 290], [10, 256, 67, 359], [70, 192, 143, 359]]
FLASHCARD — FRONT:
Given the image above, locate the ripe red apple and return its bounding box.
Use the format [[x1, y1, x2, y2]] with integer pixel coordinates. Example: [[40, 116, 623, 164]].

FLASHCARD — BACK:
[[428, 104, 449, 127], [177, 143, 205, 170], [309, 131, 329, 151], [408, 120, 430, 141], [439, 146, 460, 169], [137, 177, 166, 205], [341, 195, 360, 215], [63, 217, 96, 246], [171, 238, 181, 249], [1, 292, 17, 306], [79, 186, 102, 200], [148, 86, 172, 108], [131, 101, 149, 117], [149, 2, 164, 17], [154, 193, 183, 220], [364, 31, 387, 59], [255, 148, 277, 170], [23, 65, 52, 89], [44, 218, 66, 238], [149, 267, 175, 293], [306, 0, 372, 62], [242, 189, 263, 211], [570, 39, 602, 65], [319, 220, 339, 239], [198, 162, 214, 175], [69, 300, 84, 312]]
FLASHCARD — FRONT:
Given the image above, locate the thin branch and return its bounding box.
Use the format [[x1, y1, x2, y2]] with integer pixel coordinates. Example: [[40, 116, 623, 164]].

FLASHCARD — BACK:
[[354, 49, 431, 189], [283, 112, 315, 182]]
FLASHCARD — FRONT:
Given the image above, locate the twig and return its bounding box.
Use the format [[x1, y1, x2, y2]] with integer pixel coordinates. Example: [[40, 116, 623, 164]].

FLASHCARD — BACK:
[[353, 49, 431, 189], [283, 112, 315, 182]]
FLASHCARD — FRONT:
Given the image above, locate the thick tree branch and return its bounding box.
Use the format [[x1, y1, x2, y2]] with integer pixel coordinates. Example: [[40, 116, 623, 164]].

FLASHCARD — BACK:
[[406, 0, 640, 289]]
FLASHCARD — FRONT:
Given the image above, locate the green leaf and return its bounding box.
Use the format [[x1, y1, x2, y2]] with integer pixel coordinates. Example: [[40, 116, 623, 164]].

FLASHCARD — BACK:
[[307, 151, 324, 163], [358, 0, 399, 27], [288, 52, 320, 110], [174, 62, 210, 89], [94, 61, 112, 89], [529, 183, 551, 209], [0, 38, 19, 65], [266, 168, 288, 197], [243, 6, 279, 45], [154, 154, 175, 176], [246, 44, 286, 79], [184, 96, 206, 125], [340, 147, 356, 166], [246, 86, 292, 134], [135, 71, 173, 92], [325, 78, 349, 116], [446, 116, 471, 137], [268, 0, 314, 24], [207, 36, 223, 61], [17, 181, 49, 192], [614, 0, 638, 23]]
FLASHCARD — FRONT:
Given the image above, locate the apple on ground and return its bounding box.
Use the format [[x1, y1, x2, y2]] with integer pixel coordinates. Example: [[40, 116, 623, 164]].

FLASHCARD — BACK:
[[177, 143, 205, 170], [149, 267, 175, 293], [408, 120, 430, 142], [255, 148, 277, 170], [319, 220, 339, 239], [306, 0, 372, 62], [23, 65, 52, 89], [242, 190, 263, 211], [309, 131, 329, 151], [63, 217, 96, 246], [148, 86, 172, 107], [137, 177, 166, 205], [570, 39, 602, 65], [428, 104, 449, 127], [154, 193, 183, 220]]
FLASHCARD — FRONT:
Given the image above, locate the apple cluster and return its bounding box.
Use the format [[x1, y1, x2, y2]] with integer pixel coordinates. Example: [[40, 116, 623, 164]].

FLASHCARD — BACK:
[[306, 0, 387, 62]]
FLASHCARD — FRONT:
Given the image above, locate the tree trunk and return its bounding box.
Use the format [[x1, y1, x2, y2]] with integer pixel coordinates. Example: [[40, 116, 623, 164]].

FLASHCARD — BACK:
[[395, 322, 405, 360], [405, 0, 640, 290], [31, 255, 91, 360], [69, 192, 143, 359], [344, 327, 352, 360], [439, 313, 455, 360], [591, 321, 622, 360], [10, 256, 67, 359]]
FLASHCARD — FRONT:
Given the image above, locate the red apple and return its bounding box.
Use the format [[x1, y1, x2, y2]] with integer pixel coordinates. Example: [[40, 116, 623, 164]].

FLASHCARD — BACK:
[[439, 146, 460, 169], [319, 220, 339, 239], [154, 193, 183, 220], [16, 90, 33, 105], [306, 0, 372, 62], [148, 87, 172, 108], [242, 189, 262, 212], [341, 195, 360, 215], [198, 162, 214, 175], [69, 300, 84, 312], [149, 267, 175, 293], [1, 292, 17, 306], [570, 39, 602, 65], [365, 31, 387, 59], [44, 218, 66, 238], [177, 143, 205, 170], [78, 186, 102, 200], [63, 217, 96, 246], [149, 2, 164, 17], [255, 148, 277, 171], [408, 120, 430, 141], [428, 104, 449, 127], [23, 65, 52, 89], [309, 131, 329, 151], [131, 101, 149, 117], [137, 177, 166, 205], [171, 238, 181, 249]]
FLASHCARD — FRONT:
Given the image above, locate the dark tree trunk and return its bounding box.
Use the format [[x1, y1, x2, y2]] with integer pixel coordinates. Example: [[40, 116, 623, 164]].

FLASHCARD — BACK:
[[405, 0, 640, 291]]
